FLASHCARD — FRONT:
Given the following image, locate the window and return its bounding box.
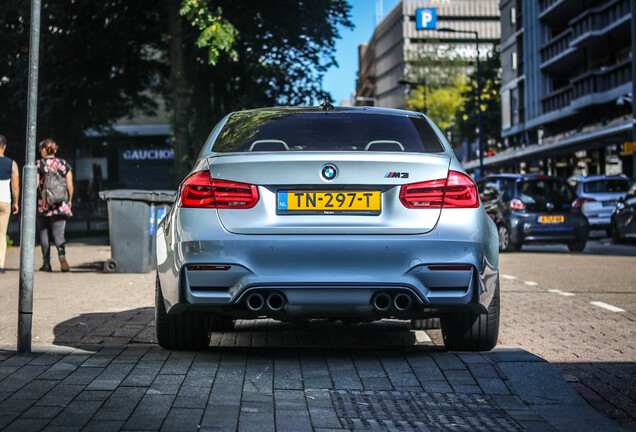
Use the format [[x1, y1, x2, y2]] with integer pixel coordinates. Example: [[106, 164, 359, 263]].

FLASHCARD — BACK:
[[511, 52, 518, 71], [510, 7, 516, 26]]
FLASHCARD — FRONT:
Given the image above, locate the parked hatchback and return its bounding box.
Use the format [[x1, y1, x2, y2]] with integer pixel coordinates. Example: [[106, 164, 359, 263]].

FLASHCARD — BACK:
[[477, 174, 589, 252], [567, 174, 631, 235], [155, 105, 500, 351]]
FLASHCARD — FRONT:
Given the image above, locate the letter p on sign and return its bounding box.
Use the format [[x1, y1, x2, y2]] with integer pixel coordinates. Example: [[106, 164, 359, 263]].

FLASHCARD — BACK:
[[416, 8, 437, 30]]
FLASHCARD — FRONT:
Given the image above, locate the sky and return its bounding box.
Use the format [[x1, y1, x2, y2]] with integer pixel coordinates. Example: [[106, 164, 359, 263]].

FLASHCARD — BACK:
[[322, 0, 402, 104]]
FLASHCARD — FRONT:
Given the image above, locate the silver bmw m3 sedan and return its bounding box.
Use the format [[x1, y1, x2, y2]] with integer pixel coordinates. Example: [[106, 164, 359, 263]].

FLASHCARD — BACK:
[[155, 105, 500, 351]]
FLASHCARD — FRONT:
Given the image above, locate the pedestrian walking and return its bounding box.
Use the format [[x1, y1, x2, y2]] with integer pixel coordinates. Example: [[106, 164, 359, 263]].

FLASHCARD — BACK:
[[36, 138, 73, 272], [0, 135, 20, 274]]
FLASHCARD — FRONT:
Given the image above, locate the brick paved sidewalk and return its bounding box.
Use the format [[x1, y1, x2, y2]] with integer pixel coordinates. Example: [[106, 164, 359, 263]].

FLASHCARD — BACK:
[[0, 242, 627, 431]]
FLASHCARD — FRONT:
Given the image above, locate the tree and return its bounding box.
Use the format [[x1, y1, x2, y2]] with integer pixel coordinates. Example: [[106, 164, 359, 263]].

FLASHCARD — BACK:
[[402, 40, 470, 131], [0, 0, 166, 164], [165, 0, 352, 184], [453, 50, 502, 154]]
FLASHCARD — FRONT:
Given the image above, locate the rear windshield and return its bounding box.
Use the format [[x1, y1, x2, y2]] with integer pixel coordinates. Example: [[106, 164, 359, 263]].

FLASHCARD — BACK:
[[211, 111, 444, 153], [519, 179, 574, 203], [583, 179, 630, 193]]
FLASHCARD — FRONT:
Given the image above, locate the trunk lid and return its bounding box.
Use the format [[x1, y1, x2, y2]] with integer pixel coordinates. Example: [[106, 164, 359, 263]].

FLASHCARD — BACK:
[[206, 153, 451, 235]]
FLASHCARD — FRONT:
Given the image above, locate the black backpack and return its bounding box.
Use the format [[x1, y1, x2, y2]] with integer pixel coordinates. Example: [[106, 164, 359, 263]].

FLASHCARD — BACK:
[[42, 159, 69, 206]]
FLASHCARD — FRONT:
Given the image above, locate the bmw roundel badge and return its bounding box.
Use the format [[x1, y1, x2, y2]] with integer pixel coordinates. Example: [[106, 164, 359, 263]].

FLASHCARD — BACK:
[[321, 164, 337, 181]]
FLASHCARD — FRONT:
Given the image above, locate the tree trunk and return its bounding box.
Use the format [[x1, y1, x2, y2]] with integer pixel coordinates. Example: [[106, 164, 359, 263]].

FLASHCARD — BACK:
[[167, 0, 191, 187]]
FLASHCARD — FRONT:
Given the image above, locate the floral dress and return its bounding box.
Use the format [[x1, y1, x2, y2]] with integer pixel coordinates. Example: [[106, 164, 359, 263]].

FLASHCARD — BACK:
[[36, 157, 73, 217]]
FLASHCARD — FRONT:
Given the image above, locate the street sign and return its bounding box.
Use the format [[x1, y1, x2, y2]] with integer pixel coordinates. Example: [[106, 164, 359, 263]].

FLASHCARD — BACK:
[[416, 8, 437, 30]]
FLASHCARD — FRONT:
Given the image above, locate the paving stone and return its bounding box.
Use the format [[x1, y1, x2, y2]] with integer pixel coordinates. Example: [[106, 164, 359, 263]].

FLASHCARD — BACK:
[[201, 404, 240, 431], [11, 379, 58, 400], [92, 387, 146, 421], [160, 408, 204, 431], [60, 367, 103, 385], [276, 410, 312, 431], [82, 420, 126, 432], [148, 374, 185, 395], [86, 363, 135, 391], [36, 385, 85, 407], [2, 418, 50, 432], [308, 407, 344, 429], [48, 400, 103, 428], [361, 376, 393, 390], [173, 384, 212, 409], [21, 404, 64, 419], [123, 394, 175, 430]]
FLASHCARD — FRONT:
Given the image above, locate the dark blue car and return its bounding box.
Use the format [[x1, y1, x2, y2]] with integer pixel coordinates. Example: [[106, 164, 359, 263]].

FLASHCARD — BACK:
[[477, 174, 589, 252]]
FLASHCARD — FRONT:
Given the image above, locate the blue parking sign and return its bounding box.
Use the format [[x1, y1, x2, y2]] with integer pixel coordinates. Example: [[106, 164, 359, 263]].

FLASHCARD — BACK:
[[416, 8, 437, 30]]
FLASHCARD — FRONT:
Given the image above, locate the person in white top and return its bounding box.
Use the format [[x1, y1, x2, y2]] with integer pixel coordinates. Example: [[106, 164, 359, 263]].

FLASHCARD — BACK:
[[0, 135, 20, 273]]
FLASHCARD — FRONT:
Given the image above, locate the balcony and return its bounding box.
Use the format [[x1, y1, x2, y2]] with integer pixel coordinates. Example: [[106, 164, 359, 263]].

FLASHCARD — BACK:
[[539, 0, 586, 24], [540, 29, 572, 64], [539, 29, 582, 73], [570, 0, 630, 48], [541, 85, 573, 114], [571, 58, 632, 101]]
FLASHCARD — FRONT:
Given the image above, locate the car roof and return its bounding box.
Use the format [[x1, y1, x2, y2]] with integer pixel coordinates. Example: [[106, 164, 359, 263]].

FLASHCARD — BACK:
[[230, 105, 425, 118], [576, 174, 629, 182], [482, 173, 563, 181]]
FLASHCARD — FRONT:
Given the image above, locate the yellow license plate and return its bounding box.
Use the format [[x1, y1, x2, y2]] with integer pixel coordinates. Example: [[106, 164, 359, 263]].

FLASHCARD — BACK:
[[538, 215, 564, 224], [278, 190, 381, 214]]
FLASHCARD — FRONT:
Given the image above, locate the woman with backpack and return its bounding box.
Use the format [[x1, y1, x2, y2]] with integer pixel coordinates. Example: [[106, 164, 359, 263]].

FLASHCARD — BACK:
[[36, 138, 73, 272]]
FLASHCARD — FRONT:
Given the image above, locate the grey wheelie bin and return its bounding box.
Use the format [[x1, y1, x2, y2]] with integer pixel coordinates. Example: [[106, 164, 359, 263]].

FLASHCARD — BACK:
[[99, 189, 177, 273]]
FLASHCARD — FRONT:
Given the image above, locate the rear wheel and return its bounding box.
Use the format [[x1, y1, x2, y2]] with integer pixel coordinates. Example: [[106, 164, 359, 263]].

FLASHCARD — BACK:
[[155, 273, 211, 350], [498, 224, 520, 252], [440, 277, 499, 351], [567, 240, 586, 252], [411, 317, 440, 330]]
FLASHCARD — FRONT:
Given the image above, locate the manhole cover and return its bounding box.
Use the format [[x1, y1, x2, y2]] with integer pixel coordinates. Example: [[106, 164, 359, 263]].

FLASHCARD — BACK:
[[330, 390, 522, 431]]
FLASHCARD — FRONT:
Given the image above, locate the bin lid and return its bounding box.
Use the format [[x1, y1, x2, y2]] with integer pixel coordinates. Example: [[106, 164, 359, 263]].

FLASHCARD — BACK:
[[99, 189, 177, 203]]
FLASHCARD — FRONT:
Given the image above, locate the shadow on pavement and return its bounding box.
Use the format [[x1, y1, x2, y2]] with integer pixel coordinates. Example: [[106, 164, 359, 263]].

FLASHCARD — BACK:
[[51, 308, 444, 353]]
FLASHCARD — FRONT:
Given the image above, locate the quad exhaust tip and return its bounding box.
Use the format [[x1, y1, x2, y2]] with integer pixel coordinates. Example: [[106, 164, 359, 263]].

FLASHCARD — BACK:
[[372, 293, 392, 312], [394, 293, 413, 311], [266, 293, 286, 311], [246, 293, 265, 311]]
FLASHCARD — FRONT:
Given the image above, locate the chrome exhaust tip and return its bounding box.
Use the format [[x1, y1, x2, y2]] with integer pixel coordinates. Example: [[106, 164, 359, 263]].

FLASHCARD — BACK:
[[372, 292, 392, 312], [246, 293, 265, 311], [394, 293, 413, 311], [266, 293, 286, 311]]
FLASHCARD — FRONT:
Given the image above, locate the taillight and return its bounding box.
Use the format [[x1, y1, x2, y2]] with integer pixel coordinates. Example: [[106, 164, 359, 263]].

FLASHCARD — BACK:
[[178, 171, 259, 209], [399, 170, 479, 209], [572, 197, 596, 209], [510, 198, 526, 210]]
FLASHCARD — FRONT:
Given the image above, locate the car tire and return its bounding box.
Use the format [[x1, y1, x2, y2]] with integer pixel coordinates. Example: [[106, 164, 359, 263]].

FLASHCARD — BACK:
[[411, 317, 440, 330], [567, 240, 586, 252], [155, 273, 211, 350], [498, 224, 520, 252], [440, 276, 499, 352], [611, 221, 624, 244]]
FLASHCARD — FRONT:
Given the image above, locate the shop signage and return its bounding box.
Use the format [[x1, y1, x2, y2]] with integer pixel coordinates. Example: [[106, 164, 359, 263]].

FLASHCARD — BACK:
[[624, 142, 636, 154], [122, 149, 174, 161]]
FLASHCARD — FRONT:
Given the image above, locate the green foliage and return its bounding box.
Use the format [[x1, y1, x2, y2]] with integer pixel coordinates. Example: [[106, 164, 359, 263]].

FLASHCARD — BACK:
[[179, 1, 237, 65], [452, 50, 502, 152], [403, 39, 470, 131], [407, 79, 468, 131], [0, 0, 166, 164], [6, 234, 13, 248]]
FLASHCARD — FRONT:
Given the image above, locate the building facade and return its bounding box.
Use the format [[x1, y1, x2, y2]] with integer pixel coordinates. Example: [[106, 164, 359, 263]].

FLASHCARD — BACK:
[[356, 0, 500, 109], [487, 0, 634, 178]]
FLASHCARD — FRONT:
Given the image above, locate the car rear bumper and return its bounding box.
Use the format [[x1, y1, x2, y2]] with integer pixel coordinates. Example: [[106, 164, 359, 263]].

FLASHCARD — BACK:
[[509, 212, 589, 244], [157, 207, 499, 320]]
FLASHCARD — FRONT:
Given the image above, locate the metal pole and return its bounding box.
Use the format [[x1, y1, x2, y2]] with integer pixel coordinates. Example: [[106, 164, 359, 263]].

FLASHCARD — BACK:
[[18, 0, 42, 355], [629, 0, 636, 179], [476, 32, 484, 177]]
